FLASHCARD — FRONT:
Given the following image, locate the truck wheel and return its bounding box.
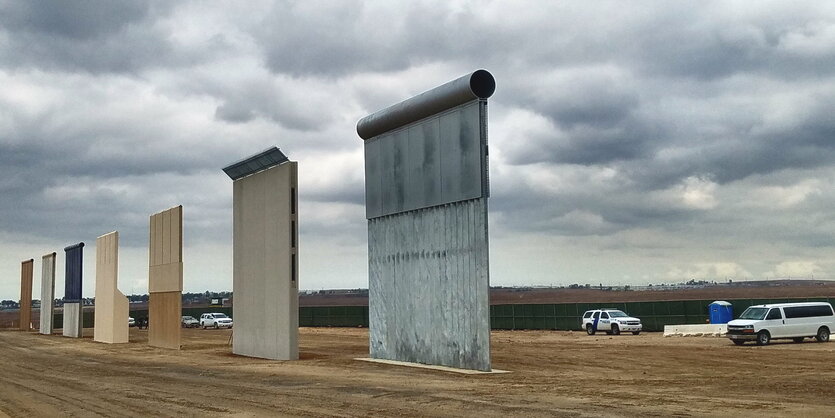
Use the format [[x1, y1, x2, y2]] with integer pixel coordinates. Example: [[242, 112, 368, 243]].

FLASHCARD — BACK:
[[632, 331, 641, 335], [202, 323, 206, 329], [792, 337, 804, 343], [586, 324, 595, 335], [816, 327, 830, 342], [756, 331, 770, 346], [215, 323, 220, 329], [611, 324, 620, 335], [732, 340, 745, 346]]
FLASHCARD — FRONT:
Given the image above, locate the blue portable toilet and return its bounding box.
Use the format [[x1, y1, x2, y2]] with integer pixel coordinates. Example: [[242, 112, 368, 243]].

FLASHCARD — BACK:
[[709, 301, 733, 324]]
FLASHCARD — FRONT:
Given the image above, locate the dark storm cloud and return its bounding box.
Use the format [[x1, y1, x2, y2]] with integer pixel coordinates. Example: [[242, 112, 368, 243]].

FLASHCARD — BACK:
[[0, 0, 150, 40], [252, 1, 490, 77], [0, 0, 183, 73]]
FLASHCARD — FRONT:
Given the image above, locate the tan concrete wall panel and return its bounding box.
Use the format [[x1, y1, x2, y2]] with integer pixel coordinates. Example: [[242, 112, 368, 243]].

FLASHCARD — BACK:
[[148, 291, 181, 349], [148, 263, 183, 293], [94, 231, 129, 344], [232, 162, 299, 360], [19, 259, 34, 331], [40, 253, 56, 335], [148, 205, 183, 349]]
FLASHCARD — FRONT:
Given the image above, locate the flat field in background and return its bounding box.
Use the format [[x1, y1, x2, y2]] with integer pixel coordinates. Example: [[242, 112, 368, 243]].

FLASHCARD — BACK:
[[1, 327, 833, 416]]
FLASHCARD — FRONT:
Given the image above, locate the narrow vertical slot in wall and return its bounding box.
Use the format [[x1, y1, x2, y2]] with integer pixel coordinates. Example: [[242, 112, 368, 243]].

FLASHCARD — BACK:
[[291, 254, 297, 284], [291, 187, 296, 215], [291, 220, 296, 248]]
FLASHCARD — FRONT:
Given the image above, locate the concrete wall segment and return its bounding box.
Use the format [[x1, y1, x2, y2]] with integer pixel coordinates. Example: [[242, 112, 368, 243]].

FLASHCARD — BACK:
[[231, 161, 299, 360], [40, 252, 56, 335], [19, 259, 33, 331], [148, 206, 183, 349], [63, 302, 82, 338], [94, 231, 129, 344]]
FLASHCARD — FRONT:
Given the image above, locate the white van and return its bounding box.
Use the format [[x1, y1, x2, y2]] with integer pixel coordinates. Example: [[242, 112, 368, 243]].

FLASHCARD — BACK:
[[726, 302, 834, 346]]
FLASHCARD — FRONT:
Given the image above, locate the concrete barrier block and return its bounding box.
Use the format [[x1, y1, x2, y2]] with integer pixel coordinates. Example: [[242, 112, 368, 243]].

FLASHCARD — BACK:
[[663, 324, 728, 337]]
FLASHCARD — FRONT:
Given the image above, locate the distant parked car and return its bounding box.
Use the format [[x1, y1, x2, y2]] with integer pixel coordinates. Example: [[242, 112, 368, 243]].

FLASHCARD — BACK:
[[200, 313, 233, 329], [181, 315, 199, 328], [128, 317, 136, 327], [726, 302, 834, 346], [581, 309, 642, 335]]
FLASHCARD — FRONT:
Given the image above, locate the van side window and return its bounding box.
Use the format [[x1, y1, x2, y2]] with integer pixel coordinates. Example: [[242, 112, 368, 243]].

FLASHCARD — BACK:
[[583, 312, 592, 318], [593, 312, 600, 319], [766, 309, 782, 320], [784, 305, 833, 318], [601, 312, 609, 319]]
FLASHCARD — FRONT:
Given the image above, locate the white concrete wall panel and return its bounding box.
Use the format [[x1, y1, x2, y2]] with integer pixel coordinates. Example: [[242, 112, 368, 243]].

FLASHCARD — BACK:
[[232, 162, 299, 360], [62, 303, 82, 338], [40, 253, 56, 335], [148, 206, 183, 349], [368, 198, 491, 371], [94, 231, 129, 344]]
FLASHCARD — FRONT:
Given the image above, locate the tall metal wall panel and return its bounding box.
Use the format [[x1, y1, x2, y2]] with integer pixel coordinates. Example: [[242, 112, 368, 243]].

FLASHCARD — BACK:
[[361, 70, 495, 371], [64, 243, 84, 303], [40, 252, 56, 335], [368, 198, 491, 371], [63, 243, 84, 338]]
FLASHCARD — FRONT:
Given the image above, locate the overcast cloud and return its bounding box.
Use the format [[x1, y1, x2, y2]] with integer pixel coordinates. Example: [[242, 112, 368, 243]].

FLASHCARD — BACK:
[[1, 0, 834, 300]]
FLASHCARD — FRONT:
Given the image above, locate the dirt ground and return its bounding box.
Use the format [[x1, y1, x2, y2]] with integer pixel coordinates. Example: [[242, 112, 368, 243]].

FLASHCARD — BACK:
[[0, 327, 833, 417]]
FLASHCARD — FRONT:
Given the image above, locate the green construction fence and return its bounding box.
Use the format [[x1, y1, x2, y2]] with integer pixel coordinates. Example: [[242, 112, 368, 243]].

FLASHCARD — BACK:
[[53, 297, 834, 332]]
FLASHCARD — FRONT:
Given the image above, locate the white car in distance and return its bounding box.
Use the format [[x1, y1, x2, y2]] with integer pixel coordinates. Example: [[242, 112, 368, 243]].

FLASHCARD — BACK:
[[200, 312, 233, 329], [581, 309, 642, 335]]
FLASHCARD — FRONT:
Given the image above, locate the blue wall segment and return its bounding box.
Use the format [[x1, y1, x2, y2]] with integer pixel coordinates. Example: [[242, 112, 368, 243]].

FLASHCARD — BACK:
[[64, 242, 84, 302]]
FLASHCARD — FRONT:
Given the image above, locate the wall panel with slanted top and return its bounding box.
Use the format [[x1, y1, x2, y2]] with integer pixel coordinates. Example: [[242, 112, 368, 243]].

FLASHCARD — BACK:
[[94, 231, 129, 344], [226, 152, 298, 361]]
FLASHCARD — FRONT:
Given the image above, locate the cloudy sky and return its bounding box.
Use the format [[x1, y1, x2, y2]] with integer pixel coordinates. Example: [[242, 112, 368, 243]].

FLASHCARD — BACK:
[[2, 1, 835, 301]]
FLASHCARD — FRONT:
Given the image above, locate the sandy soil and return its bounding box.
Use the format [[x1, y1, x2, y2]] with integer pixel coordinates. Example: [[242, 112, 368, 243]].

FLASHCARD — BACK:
[[0, 327, 833, 417]]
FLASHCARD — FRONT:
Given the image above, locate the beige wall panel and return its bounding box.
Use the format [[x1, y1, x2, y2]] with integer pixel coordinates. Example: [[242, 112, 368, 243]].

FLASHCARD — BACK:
[[148, 263, 183, 293], [20, 259, 33, 331], [149, 205, 183, 349], [40, 253, 56, 335], [94, 232, 129, 344], [170, 208, 182, 263], [232, 162, 299, 360], [148, 291, 181, 349]]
